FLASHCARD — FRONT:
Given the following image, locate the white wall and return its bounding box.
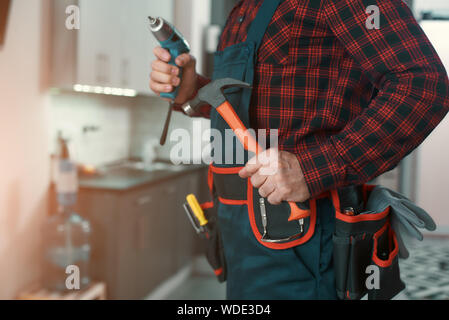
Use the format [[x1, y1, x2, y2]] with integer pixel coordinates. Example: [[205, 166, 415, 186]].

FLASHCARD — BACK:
[[174, 0, 211, 75], [49, 92, 132, 167], [130, 96, 208, 163], [49, 92, 202, 167], [414, 0, 449, 13], [0, 0, 50, 298], [417, 21, 449, 228]]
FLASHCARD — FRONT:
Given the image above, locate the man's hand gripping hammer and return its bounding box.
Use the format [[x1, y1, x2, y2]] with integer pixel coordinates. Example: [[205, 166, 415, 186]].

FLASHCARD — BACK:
[[182, 78, 311, 223]]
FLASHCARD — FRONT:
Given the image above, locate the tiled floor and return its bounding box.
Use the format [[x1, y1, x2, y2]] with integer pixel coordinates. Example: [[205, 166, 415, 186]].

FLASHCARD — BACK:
[[166, 258, 226, 300], [399, 237, 449, 300], [166, 237, 449, 300]]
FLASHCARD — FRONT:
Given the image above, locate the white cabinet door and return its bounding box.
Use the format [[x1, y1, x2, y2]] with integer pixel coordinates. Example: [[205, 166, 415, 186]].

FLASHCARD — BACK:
[[76, 0, 174, 94], [120, 0, 174, 95], [77, 0, 122, 88]]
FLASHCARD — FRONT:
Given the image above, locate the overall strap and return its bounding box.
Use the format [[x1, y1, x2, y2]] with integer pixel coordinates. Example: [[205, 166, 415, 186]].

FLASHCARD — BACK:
[[246, 0, 282, 51]]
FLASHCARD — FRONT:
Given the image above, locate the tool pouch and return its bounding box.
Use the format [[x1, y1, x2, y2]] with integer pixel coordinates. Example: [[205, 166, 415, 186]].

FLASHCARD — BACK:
[[210, 164, 317, 250], [195, 165, 230, 283], [249, 181, 317, 250], [332, 185, 405, 300], [199, 198, 227, 283]]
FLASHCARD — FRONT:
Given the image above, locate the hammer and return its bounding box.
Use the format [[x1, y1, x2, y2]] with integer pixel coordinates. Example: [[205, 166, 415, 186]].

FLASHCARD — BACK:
[[182, 78, 311, 223]]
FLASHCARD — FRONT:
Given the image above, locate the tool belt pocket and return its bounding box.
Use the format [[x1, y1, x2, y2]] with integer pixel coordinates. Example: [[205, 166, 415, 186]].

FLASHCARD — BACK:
[[211, 164, 317, 250], [332, 185, 405, 300], [198, 200, 227, 283], [368, 222, 405, 300]]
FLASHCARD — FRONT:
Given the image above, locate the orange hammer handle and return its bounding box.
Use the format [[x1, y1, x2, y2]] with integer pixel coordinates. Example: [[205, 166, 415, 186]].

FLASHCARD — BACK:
[[216, 101, 261, 154], [216, 101, 311, 222], [288, 202, 311, 221]]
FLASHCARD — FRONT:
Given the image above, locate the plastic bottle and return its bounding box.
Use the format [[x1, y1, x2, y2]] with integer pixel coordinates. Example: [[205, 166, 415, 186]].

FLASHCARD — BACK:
[[43, 134, 91, 291]]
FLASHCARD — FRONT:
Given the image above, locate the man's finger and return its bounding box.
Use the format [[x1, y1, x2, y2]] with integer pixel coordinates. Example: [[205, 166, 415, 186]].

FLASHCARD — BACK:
[[151, 71, 179, 86], [267, 190, 283, 205], [259, 179, 276, 198], [250, 171, 268, 189], [154, 47, 171, 62], [152, 59, 179, 75], [239, 162, 262, 178], [175, 53, 195, 68], [239, 153, 262, 178], [150, 81, 173, 94], [239, 150, 271, 178]]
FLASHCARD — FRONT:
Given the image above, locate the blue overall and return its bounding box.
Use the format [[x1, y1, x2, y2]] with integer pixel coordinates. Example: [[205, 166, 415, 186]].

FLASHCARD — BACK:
[[210, 0, 337, 300]]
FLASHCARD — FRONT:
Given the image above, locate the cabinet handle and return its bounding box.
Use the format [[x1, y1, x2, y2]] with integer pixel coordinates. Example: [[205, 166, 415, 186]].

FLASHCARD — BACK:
[[136, 215, 148, 250], [136, 195, 152, 207], [96, 54, 110, 84], [121, 58, 130, 87]]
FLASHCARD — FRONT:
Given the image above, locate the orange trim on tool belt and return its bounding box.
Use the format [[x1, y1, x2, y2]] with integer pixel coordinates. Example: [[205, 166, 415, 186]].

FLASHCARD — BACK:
[[336, 206, 390, 223], [200, 201, 214, 210], [207, 165, 214, 195], [331, 189, 390, 223], [247, 179, 316, 250], [210, 164, 248, 206], [218, 197, 248, 206], [372, 223, 399, 268], [210, 164, 245, 174], [214, 268, 223, 276], [332, 186, 376, 213]]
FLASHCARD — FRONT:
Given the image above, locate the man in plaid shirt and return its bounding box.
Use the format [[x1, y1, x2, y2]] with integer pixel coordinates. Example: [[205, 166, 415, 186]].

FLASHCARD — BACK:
[[150, 0, 449, 298], [152, 0, 448, 203]]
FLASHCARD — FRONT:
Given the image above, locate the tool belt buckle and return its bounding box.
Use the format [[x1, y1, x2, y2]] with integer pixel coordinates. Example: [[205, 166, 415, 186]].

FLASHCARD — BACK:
[[259, 198, 305, 243]]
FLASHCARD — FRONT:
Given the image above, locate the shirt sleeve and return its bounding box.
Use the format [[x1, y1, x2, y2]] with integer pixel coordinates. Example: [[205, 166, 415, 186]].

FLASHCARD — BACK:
[[297, 0, 449, 197]]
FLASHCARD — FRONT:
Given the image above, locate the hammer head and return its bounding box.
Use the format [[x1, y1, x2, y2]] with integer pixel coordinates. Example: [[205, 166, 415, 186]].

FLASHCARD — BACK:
[[182, 78, 251, 116]]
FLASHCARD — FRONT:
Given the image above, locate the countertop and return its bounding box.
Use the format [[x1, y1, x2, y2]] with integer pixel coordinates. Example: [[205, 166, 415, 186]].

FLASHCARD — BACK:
[[79, 164, 207, 192]]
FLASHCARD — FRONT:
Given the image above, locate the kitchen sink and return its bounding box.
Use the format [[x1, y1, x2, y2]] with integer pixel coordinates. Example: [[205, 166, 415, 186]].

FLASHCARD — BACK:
[[123, 161, 186, 173], [143, 162, 186, 172]]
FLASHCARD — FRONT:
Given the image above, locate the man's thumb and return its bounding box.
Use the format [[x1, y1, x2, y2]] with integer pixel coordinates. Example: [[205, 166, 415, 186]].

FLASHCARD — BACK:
[[175, 54, 195, 68]]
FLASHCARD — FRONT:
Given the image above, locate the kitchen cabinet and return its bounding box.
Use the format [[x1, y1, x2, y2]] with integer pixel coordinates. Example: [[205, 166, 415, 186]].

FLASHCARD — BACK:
[[77, 0, 122, 88], [120, 0, 174, 93], [51, 0, 174, 95], [78, 167, 206, 299], [133, 182, 177, 298], [172, 174, 199, 270]]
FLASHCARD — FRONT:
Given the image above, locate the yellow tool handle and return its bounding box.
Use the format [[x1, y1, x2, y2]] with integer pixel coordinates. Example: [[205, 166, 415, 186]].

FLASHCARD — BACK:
[[186, 194, 208, 227]]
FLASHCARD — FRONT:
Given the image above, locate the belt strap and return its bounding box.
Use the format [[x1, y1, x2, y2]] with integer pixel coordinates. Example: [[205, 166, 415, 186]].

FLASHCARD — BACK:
[[210, 165, 363, 209]]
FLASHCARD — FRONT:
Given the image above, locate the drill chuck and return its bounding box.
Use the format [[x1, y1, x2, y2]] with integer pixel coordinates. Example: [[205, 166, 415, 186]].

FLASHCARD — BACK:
[[148, 16, 174, 42]]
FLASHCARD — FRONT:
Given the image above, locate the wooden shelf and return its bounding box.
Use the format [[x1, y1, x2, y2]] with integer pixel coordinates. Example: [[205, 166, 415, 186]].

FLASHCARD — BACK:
[[17, 282, 107, 300]]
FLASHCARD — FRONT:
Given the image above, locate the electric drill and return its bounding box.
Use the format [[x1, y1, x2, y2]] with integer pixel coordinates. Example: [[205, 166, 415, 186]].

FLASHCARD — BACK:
[[148, 16, 190, 145], [148, 16, 190, 100]]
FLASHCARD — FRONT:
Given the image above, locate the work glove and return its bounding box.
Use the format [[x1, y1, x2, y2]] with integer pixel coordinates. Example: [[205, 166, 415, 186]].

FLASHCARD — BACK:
[[365, 186, 436, 259]]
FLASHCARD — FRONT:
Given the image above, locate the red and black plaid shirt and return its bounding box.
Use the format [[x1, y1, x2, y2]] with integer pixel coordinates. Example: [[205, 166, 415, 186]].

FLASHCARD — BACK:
[[194, 0, 449, 197]]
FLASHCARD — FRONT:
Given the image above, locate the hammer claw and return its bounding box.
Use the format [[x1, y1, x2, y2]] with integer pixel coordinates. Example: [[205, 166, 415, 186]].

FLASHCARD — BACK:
[[183, 78, 251, 114]]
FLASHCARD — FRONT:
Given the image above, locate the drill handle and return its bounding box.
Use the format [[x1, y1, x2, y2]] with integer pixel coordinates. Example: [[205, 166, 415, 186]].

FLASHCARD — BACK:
[[160, 38, 190, 100]]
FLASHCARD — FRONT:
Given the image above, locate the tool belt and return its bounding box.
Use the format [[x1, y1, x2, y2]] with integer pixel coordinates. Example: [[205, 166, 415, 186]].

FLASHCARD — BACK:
[[196, 165, 405, 299], [331, 185, 405, 300]]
